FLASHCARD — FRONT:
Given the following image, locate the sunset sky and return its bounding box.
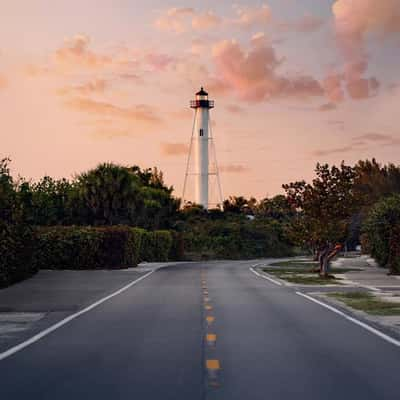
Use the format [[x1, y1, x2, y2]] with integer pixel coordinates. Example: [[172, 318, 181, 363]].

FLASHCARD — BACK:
[[1, 0, 400, 200]]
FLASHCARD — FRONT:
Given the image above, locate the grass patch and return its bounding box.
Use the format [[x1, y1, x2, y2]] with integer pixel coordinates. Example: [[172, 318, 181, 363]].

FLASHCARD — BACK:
[[328, 292, 400, 316], [263, 259, 362, 285], [265, 267, 358, 274], [263, 268, 342, 285], [269, 261, 317, 268]]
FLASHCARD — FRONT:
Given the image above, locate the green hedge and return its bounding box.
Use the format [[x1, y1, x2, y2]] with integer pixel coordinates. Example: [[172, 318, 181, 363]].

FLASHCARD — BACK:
[[363, 195, 400, 273], [33, 226, 173, 270], [182, 219, 293, 260], [34, 226, 143, 270], [0, 222, 37, 288], [139, 230, 173, 262]]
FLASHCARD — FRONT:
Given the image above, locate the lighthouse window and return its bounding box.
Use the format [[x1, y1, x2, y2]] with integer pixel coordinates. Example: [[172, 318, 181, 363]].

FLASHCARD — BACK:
[[199, 129, 204, 137]]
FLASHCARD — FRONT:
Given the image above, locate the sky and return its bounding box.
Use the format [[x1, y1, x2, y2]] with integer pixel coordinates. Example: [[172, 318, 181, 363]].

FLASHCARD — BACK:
[[1, 0, 400, 201]]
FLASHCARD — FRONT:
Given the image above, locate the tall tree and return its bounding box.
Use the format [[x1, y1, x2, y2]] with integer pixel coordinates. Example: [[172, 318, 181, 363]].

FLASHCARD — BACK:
[[283, 162, 357, 276]]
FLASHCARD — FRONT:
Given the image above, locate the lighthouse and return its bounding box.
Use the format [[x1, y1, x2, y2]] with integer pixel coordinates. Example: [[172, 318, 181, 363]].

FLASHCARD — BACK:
[[190, 87, 214, 207], [183, 88, 222, 209]]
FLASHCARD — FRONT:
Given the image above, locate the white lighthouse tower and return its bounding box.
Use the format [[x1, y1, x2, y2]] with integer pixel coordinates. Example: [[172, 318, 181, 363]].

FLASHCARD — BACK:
[[183, 87, 223, 209]]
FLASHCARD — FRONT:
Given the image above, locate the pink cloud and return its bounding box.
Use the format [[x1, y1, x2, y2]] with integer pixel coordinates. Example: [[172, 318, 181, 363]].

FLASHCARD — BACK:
[[154, 7, 195, 33], [65, 97, 162, 125], [57, 79, 107, 96], [225, 104, 245, 114], [319, 102, 337, 112], [145, 53, 175, 71], [192, 11, 221, 30], [161, 142, 189, 156], [231, 4, 271, 29], [54, 35, 112, 69], [212, 38, 323, 102], [332, 0, 400, 100], [323, 72, 345, 103]]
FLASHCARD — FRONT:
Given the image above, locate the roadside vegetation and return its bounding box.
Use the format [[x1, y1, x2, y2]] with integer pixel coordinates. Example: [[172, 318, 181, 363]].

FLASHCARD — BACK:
[[2, 156, 400, 288], [0, 158, 295, 287], [328, 292, 400, 316], [283, 159, 400, 277], [264, 268, 343, 285]]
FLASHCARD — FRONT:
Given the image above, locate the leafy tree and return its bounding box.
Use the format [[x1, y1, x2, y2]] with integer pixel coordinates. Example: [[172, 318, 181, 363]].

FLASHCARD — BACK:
[[363, 195, 400, 275], [283, 162, 357, 276], [223, 196, 252, 214], [256, 195, 294, 222]]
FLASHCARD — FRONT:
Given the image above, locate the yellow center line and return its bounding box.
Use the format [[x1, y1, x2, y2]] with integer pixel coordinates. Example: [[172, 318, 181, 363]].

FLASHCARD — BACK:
[[206, 316, 215, 324], [206, 360, 220, 370], [206, 334, 217, 342]]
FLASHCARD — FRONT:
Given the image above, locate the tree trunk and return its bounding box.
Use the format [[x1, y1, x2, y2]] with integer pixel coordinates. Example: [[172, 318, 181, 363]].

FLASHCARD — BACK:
[[320, 244, 341, 278]]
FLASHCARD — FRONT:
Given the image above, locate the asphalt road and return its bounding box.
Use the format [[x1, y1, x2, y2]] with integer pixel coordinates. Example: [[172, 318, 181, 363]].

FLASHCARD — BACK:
[[1, 261, 399, 399]]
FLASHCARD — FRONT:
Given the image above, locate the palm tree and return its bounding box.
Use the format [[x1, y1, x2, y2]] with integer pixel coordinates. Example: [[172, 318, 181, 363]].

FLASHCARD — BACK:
[[76, 163, 144, 225]]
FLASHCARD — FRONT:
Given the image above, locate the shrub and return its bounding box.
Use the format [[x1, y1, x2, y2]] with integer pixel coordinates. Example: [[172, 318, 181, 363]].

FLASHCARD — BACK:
[[182, 218, 293, 260], [34, 226, 143, 270], [139, 230, 173, 262], [0, 222, 37, 288], [363, 195, 400, 274]]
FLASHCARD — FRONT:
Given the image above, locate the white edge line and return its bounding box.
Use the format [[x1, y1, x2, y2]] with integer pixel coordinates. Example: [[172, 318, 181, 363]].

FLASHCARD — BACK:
[[0, 269, 155, 362], [296, 291, 400, 348], [250, 266, 283, 286]]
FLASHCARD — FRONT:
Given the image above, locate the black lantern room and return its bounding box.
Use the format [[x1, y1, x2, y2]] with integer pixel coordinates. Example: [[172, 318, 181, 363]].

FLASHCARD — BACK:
[[190, 87, 214, 109]]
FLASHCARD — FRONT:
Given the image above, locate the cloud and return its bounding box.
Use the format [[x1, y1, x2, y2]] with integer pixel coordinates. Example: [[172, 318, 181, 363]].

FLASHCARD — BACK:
[[225, 104, 245, 114], [319, 102, 337, 112], [312, 146, 355, 157], [54, 35, 112, 70], [192, 11, 221, 30], [161, 142, 189, 156], [144, 52, 175, 71], [154, 7, 195, 33], [57, 79, 107, 96], [332, 0, 400, 100], [278, 15, 324, 33], [212, 37, 323, 102], [231, 4, 271, 29], [323, 72, 345, 103], [65, 97, 162, 125], [353, 132, 400, 144], [154, 5, 271, 33], [312, 131, 400, 157], [220, 164, 249, 173]]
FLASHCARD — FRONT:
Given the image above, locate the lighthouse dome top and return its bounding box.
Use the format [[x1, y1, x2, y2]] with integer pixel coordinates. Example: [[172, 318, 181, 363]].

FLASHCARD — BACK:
[[196, 87, 208, 96]]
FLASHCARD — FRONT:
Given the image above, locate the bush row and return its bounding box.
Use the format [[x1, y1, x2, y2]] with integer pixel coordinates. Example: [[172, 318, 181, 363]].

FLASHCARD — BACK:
[[33, 226, 174, 270], [182, 219, 293, 260], [363, 195, 400, 274], [0, 222, 37, 288], [0, 225, 175, 285]]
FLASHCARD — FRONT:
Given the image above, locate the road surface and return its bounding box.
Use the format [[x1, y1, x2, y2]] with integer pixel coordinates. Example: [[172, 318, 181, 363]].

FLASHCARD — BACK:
[[1, 261, 399, 399]]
